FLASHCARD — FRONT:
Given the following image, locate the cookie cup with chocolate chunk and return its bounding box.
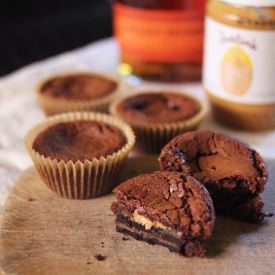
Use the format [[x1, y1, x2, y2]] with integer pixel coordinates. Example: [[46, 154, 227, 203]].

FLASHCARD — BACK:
[[110, 91, 207, 154], [24, 112, 135, 199], [36, 72, 124, 115]]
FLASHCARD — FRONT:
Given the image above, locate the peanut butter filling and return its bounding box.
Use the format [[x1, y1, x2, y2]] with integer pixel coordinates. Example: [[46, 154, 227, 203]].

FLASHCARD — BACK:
[[133, 210, 166, 230]]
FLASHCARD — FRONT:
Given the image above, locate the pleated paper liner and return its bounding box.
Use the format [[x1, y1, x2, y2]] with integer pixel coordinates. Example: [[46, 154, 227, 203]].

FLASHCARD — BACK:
[[35, 72, 126, 116], [110, 91, 207, 154], [24, 112, 135, 199]]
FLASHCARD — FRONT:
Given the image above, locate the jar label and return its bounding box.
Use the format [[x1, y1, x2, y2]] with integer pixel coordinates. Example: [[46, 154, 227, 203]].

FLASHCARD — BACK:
[[113, 3, 204, 63], [203, 17, 275, 104]]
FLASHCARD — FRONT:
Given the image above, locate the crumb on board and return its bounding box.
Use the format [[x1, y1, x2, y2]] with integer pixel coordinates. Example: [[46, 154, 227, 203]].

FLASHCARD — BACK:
[[95, 254, 107, 261]]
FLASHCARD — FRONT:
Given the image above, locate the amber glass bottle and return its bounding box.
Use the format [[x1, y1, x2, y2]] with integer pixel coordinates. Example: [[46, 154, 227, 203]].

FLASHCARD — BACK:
[[113, 0, 205, 82]]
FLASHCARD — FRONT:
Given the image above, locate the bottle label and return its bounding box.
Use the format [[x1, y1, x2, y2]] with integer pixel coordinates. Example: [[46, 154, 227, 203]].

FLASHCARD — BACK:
[[113, 3, 204, 63], [203, 17, 275, 104]]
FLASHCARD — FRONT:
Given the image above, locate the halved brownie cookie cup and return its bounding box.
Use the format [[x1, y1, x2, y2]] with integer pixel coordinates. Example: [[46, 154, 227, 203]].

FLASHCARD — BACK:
[[110, 91, 207, 154], [111, 171, 215, 257], [25, 112, 135, 199], [36, 72, 123, 115], [159, 130, 270, 223]]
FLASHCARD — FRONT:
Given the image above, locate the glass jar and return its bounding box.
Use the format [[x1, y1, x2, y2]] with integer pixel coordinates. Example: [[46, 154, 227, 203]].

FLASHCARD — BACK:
[[203, 0, 275, 130], [113, 0, 205, 82]]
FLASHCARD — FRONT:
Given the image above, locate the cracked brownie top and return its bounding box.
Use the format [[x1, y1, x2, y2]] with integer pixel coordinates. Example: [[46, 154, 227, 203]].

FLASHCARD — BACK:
[[115, 92, 201, 124], [159, 131, 267, 194], [33, 120, 126, 161], [40, 73, 118, 101]]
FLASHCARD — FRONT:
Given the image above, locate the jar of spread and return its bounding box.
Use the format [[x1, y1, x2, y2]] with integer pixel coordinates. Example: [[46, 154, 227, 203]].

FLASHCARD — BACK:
[[113, 0, 205, 82], [203, 0, 275, 130]]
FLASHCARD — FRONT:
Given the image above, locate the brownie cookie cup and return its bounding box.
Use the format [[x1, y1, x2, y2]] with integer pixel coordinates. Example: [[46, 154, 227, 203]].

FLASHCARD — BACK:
[[25, 112, 135, 199], [159, 131, 270, 223], [36, 72, 123, 115], [111, 171, 215, 257], [109, 91, 207, 154]]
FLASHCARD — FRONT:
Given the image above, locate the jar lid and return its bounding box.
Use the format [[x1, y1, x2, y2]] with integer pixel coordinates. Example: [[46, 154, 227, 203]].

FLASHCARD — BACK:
[[222, 0, 275, 7]]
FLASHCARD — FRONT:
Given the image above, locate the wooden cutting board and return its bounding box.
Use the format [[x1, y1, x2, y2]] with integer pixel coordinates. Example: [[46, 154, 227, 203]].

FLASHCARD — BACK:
[[0, 156, 275, 275]]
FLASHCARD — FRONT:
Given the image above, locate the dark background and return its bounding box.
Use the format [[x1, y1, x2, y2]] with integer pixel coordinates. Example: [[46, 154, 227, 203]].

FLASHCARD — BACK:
[[0, 0, 113, 76]]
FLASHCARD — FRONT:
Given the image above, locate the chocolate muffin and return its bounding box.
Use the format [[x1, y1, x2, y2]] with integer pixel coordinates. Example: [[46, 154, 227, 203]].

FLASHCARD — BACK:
[[36, 72, 121, 115], [110, 92, 207, 153], [25, 112, 135, 199], [33, 121, 126, 162], [159, 131, 269, 223], [111, 171, 215, 257]]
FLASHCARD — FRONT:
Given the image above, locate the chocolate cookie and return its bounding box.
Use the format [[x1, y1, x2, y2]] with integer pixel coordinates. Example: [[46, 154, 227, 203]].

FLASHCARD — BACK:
[[111, 171, 215, 257], [159, 131, 270, 223]]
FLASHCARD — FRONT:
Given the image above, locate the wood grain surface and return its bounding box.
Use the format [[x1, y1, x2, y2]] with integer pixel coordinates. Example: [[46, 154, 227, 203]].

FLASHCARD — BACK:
[[0, 156, 275, 275]]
